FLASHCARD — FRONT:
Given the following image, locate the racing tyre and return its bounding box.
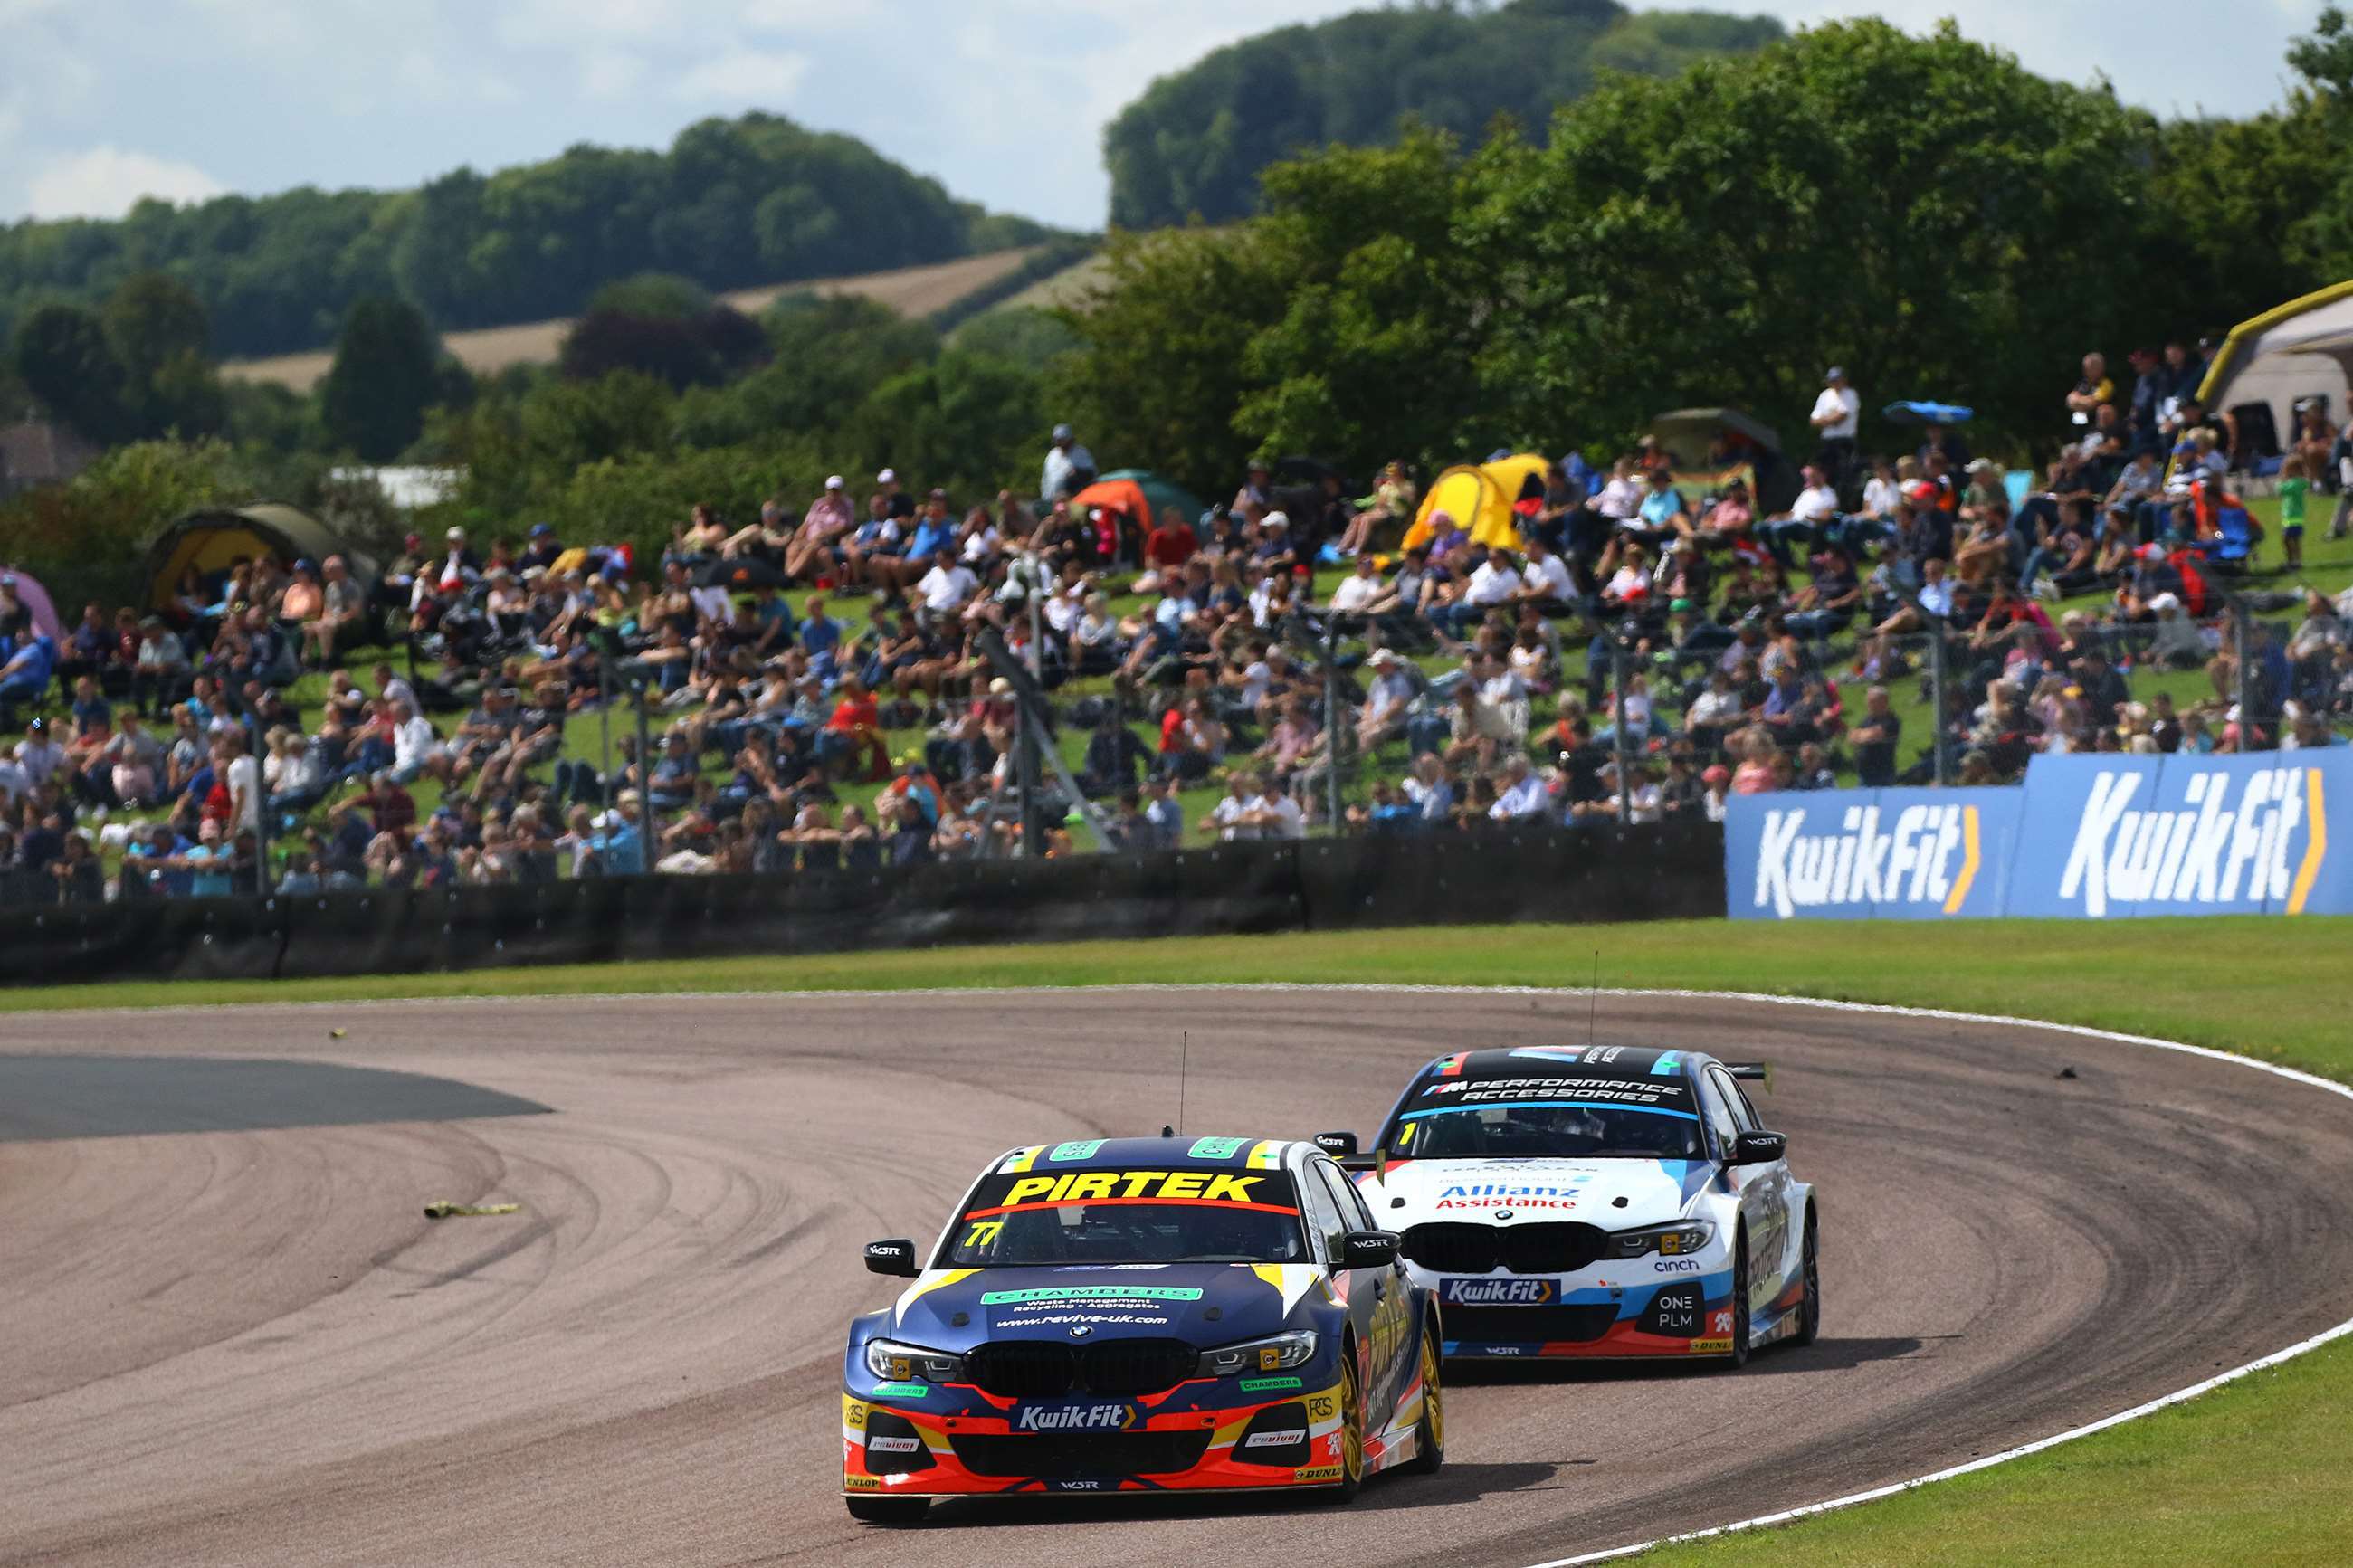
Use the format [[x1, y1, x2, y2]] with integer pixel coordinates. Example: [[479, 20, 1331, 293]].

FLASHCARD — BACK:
[[844, 1494, 929, 1525], [1724, 1228, 1752, 1370], [1792, 1211, 1821, 1347], [1322, 1352, 1367, 1504], [1402, 1316, 1445, 1475]]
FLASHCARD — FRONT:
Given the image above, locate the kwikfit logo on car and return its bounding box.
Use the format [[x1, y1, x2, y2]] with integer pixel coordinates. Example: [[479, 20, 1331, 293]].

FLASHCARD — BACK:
[[1441, 1278, 1558, 1305], [1015, 1402, 1138, 1432], [1748, 802, 1983, 918], [2054, 765, 2326, 917]]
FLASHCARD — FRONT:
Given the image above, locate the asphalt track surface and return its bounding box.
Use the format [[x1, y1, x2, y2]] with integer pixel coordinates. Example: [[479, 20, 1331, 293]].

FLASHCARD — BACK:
[[5, 988, 2352, 1568]]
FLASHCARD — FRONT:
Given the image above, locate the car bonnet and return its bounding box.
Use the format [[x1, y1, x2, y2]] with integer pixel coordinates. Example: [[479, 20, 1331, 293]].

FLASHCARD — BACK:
[[890, 1261, 1324, 1351], [1369, 1155, 1715, 1230]]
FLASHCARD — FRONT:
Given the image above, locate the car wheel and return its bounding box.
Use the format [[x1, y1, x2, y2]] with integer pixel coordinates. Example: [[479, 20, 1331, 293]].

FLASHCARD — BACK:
[[1793, 1211, 1821, 1347], [844, 1494, 929, 1525], [1322, 1351, 1367, 1503], [1403, 1316, 1445, 1475], [1725, 1228, 1752, 1369]]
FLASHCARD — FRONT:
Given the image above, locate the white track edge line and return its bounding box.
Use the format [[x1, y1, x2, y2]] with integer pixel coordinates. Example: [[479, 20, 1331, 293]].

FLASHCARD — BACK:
[[23, 978, 2353, 1565]]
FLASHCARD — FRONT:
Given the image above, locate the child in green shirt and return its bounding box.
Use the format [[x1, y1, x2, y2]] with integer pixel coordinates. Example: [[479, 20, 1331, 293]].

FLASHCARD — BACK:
[[2279, 453, 2309, 571]]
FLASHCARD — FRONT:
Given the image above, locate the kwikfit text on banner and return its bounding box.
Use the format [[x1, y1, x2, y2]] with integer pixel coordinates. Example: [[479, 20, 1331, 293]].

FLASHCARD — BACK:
[[1724, 752, 2347, 920], [1726, 787, 2022, 920], [2005, 751, 2347, 918]]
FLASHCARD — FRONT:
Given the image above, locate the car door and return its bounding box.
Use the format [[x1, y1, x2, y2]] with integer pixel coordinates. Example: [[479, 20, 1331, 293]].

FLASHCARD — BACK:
[[1310, 1156, 1413, 1416], [1707, 1064, 1795, 1305]]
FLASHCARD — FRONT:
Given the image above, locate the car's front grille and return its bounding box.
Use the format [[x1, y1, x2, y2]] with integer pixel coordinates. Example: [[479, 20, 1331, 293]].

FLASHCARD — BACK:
[[961, 1338, 1198, 1398], [948, 1430, 1214, 1478], [1403, 1221, 1611, 1274], [1499, 1221, 1612, 1274], [1078, 1339, 1197, 1395], [1402, 1222, 1500, 1273], [965, 1341, 1074, 1397], [1442, 1303, 1620, 1344]]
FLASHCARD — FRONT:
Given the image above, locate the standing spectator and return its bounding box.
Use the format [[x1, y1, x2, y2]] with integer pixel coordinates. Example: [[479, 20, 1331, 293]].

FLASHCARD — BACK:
[[1041, 423, 1096, 504], [1811, 366, 1861, 477]]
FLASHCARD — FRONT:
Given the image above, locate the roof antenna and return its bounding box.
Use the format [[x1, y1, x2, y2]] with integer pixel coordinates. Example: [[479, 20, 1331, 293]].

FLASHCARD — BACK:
[[1588, 949, 1601, 1047], [1176, 1030, 1190, 1136]]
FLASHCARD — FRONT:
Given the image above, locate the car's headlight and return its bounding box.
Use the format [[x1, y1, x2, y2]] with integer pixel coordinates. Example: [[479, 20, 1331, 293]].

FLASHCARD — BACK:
[[863, 1337, 962, 1383], [1609, 1221, 1715, 1258], [1196, 1329, 1319, 1377]]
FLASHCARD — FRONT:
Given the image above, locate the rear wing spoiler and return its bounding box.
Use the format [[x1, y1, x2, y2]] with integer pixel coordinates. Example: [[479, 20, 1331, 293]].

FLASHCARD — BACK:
[[1723, 1061, 1774, 1088]]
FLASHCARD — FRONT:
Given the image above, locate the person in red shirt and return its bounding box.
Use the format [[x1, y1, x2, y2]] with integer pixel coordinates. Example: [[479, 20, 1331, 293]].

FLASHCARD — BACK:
[[824, 675, 891, 780], [1135, 506, 1198, 594]]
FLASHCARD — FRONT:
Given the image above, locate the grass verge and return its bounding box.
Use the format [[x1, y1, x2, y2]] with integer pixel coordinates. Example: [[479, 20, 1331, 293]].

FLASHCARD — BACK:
[[12, 917, 2349, 1567]]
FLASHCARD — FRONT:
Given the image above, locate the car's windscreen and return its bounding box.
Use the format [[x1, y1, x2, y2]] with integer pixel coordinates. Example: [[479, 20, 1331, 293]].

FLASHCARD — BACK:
[[944, 1167, 1307, 1266], [1382, 1072, 1705, 1160]]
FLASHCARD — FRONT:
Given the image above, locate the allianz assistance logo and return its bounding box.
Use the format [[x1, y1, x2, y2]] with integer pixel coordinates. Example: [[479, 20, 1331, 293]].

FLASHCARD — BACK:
[[2059, 765, 2329, 917], [1751, 803, 1983, 919]]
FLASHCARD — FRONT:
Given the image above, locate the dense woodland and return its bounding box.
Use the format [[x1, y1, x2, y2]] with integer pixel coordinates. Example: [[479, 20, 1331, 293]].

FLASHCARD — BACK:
[[0, 113, 1053, 359], [10, 9, 2353, 622], [1102, 0, 1785, 227]]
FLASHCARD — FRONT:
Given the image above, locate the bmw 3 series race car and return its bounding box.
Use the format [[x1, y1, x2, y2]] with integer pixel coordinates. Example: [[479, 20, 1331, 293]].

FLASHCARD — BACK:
[[1329, 1046, 1817, 1364], [841, 1135, 1443, 1521]]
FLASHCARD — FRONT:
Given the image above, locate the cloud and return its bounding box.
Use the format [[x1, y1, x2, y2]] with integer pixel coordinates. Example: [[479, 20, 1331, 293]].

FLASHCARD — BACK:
[[24, 146, 224, 219], [668, 48, 809, 103]]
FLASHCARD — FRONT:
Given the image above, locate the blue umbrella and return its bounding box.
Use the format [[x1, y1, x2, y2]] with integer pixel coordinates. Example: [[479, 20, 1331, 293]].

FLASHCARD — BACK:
[[1881, 400, 1974, 426]]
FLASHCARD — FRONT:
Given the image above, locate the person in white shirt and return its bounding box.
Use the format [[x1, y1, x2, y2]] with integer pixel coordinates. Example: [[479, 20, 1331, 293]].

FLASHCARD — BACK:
[[387, 698, 449, 785], [217, 731, 263, 832], [1357, 648, 1416, 750], [1519, 539, 1576, 606], [1242, 775, 1307, 839], [1040, 423, 1096, 503], [1488, 755, 1548, 820], [1811, 366, 1860, 475], [915, 553, 980, 617], [1203, 775, 1256, 841], [1443, 548, 1523, 640], [1859, 459, 1900, 519], [16, 720, 65, 786], [1328, 554, 1384, 616], [1760, 462, 1843, 568], [1594, 458, 1643, 521]]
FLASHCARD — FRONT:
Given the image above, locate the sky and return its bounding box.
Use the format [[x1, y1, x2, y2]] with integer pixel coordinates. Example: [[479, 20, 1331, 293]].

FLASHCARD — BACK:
[[0, 0, 2330, 232]]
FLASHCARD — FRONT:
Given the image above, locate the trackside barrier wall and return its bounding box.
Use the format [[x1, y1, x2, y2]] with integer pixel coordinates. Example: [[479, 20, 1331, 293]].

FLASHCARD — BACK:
[[0, 824, 1725, 989], [1728, 750, 2352, 919]]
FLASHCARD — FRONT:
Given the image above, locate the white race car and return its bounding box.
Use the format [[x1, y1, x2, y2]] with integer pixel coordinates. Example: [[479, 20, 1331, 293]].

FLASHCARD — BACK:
[[1325, 1046, 1816, 1364]]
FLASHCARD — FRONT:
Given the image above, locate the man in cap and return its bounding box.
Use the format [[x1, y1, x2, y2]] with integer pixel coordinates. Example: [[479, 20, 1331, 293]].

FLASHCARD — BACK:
[[1041, 423, 1095, 504], [1811, 366, 1860, 477], [788, 478, 856, 584]]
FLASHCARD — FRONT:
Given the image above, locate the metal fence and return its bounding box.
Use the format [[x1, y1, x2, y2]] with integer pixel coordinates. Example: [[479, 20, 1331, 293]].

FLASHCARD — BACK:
[[3, 572, 2348, 909]]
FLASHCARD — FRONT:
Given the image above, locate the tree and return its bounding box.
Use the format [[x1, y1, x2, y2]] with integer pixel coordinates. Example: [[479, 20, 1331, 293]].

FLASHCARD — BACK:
[[1101, 1, 1782, 227], [320, 297, 442, 461], [11, 303, 129, 443], [1473, 19, 2179, 453], [102, 271, 224, 439], [0, 112, 1054, 360]]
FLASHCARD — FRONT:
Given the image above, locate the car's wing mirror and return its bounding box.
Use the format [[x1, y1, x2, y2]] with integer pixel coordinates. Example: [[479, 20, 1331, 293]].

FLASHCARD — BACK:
[[1313, 1130, 1358, 1156], [863, 1238, 921, 1277], [1338, 1230, 1400, 1269], [1730, 1130, 1786, 1166]]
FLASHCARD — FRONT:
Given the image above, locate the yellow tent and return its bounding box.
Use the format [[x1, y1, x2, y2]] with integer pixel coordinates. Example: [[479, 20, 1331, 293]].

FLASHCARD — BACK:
[[1403, 452, 1550, 552]]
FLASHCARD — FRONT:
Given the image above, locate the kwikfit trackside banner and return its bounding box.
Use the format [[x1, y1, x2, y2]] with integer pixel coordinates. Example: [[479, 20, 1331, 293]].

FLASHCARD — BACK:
[[1726, 750, 2349, 919], [1728, 787, 2022, 920], [2006, 751, 2348, 918]]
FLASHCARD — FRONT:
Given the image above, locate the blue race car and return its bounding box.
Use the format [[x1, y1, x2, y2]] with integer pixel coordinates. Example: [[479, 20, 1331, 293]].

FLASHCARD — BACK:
[[842, 1135, 1443, 1522]]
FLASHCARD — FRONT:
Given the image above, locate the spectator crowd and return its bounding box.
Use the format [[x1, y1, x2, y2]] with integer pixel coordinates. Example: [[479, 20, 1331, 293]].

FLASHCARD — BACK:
[[2, 345, 2350, 905]]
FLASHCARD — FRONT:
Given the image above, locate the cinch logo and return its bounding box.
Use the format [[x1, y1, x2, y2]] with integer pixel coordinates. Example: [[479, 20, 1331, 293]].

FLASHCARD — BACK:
[[1441, 1278, 1557, 1305], [2060, 766, 2327, 917], [1751, 803, 1981, 918], [1015, 1402, 1138, 1432]]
